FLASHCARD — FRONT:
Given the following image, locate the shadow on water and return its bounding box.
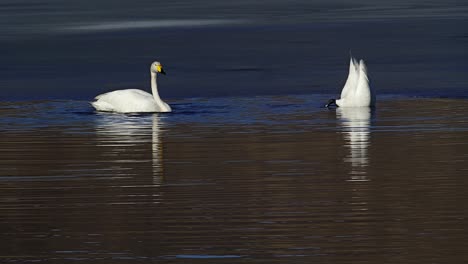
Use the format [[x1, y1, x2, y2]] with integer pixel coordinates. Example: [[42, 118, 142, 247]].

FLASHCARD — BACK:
[[169, 102, 230, 115]]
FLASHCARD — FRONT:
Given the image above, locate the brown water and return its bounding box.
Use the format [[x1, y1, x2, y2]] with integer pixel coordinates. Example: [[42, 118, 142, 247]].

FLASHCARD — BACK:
[[1, 95, 468, 263]]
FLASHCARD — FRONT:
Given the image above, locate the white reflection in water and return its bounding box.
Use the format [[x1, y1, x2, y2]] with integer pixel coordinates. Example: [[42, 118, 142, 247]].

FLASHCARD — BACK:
[[336, 107, 372, 181], [151, 114, 163, 184], [94, 114, 164, 185]]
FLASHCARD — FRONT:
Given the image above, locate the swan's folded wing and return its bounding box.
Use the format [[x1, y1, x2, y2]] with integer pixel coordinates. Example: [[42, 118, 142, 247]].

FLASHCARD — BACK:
[[92, 89, 156, 112]]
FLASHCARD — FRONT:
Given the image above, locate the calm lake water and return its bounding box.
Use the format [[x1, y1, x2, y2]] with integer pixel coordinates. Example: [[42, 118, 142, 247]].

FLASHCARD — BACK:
[[1, 95, 468, 263], [1, 2, 468, 100], [1, 1, 468, 263]]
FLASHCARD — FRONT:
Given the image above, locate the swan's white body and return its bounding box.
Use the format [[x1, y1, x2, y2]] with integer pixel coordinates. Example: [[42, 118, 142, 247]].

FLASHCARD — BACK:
[[335, 57, 376, 107], [91, 62, 171, 113]]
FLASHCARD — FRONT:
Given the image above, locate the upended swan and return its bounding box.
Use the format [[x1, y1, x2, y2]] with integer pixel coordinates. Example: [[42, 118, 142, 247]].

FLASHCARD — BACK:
[[91, 61, 171, 113], [326, 56, 376, 107]]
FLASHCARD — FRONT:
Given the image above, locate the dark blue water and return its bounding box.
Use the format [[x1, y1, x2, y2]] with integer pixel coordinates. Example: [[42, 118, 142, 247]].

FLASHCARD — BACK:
[[1, 1, 467, 100], [2, 2, 468, 263]]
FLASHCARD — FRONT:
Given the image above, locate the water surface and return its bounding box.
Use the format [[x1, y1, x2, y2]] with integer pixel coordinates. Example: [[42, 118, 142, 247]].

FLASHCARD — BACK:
[[1, 95, 467, 263], [1, 1, 467, 100], [2, 1, 468, 262]]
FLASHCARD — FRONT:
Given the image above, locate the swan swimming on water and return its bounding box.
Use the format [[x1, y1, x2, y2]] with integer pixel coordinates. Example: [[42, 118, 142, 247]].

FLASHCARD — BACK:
[[326, 56, 376, 108], [91, 61, 171, 113]]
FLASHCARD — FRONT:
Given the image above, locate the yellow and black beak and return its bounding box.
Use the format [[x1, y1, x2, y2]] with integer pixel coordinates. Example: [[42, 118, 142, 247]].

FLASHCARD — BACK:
[[156, 65, 166, 75]]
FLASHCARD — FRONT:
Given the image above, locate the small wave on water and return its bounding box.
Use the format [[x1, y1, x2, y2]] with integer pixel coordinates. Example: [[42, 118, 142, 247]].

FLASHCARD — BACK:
[[59, 19, 249, 33], [1, 95, 467, 132]]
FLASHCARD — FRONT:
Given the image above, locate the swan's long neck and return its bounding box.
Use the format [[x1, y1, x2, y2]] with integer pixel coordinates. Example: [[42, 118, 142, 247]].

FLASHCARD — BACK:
[[150, 71, 171, 112], [151, 72, 162, 102]]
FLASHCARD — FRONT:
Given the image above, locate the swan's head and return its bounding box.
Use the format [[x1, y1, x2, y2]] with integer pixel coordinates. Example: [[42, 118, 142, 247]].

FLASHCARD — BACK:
[[325, 99, 337, 108], [150, 61, 166, 75]]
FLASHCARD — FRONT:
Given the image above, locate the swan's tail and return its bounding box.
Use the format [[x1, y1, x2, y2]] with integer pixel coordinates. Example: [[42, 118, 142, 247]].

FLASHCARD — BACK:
[[341, 54, 360, 99], [349, 51, 358, 69], [358, 59, 368, 81], [90, 100, 114, 112], [356, 59, 375, 106]]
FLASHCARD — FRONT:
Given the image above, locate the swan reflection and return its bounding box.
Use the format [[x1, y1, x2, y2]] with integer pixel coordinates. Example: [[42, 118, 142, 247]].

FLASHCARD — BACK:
[[337, 107, 372, 181], [94, 113, 164, 185], [151, 114, 163, 183]]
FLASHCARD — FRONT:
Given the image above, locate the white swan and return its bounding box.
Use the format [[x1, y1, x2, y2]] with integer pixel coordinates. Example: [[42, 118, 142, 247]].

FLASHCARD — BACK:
[[91, 61, 171, 113], [326, 56, 376, 107]]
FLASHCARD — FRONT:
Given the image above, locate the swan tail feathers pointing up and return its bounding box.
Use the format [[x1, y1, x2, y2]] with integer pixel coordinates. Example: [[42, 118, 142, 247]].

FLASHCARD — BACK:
[[341, 55, 360, 99], [356, 60, 369, 89], [355, 59, 376, 107], [359, 60, 376, 106], [335, 56, 376, 108], [359, 59, 368, 78]]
